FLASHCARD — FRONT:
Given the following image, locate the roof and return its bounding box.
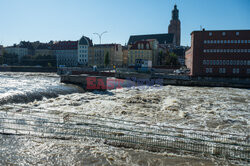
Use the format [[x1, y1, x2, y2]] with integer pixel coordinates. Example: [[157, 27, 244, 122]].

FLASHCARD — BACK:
[[79, 36, 93, 46], [191, 29, 250, 35], [128, 33, 174, 45], [52, 41, 78, 50], [130, 41, 151, 50]]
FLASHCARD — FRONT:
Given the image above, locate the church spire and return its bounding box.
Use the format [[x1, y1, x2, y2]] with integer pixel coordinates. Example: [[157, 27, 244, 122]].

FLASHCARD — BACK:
[[168, 5, 181, 46], [172, 4, 179, 20]]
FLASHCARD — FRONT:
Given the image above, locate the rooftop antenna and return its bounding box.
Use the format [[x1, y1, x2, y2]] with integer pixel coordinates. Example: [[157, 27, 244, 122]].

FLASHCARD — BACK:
[[200, 25, 203, 30]]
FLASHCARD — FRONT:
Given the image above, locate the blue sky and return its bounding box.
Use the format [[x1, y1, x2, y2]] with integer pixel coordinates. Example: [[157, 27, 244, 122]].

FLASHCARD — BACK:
[[0, 0, 249, 47]]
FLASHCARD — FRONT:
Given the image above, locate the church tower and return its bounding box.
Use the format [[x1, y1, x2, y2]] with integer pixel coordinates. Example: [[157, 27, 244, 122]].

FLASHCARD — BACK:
[[168, 5, 181, 46]]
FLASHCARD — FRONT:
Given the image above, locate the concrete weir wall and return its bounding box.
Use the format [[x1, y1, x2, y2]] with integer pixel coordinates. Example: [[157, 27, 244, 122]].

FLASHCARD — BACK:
[[61, 74, 250, 90], [0, 66, 57, 73], [61, 74, 107, 90]]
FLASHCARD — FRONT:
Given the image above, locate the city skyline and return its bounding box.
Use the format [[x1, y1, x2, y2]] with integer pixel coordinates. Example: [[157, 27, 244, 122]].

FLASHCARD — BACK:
[[0, 0, 249, 47]]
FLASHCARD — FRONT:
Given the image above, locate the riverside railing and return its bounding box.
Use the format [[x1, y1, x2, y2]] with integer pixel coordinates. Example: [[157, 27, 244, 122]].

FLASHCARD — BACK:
[[0, 111, 249, 161]]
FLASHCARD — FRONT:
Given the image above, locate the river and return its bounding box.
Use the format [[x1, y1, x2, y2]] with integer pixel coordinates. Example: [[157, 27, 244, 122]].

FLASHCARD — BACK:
[[0, 72, 249, 165]]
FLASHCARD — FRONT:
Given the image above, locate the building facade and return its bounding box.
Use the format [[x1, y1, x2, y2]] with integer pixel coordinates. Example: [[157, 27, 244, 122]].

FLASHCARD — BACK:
[[35, 43, 54, 57], [78, 36, 93, 66], [185, 30, 250, 77], [4, 46, 29, 63], [128, 41, 153, 66], [88, 44, 123, 68], [52, 41, 78, 67], [122, 46, 128, 67], [168, 5, 181, 46]]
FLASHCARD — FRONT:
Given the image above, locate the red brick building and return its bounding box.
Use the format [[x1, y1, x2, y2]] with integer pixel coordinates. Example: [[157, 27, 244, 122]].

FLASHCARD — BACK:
[[185, 30, 250, 77]]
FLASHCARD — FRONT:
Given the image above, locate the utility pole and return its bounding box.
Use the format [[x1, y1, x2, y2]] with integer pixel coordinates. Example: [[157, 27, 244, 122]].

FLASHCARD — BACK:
[[93, 31, 108, 44]]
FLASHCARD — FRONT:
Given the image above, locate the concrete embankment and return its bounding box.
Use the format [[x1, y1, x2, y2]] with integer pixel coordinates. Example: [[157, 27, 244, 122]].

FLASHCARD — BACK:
[[61, 73, 250, 90], [0, 66, 57, 73]]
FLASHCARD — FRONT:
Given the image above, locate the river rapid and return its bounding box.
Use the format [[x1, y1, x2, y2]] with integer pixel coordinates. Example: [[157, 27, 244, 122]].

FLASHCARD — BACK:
[[0, 72, 249, 165]]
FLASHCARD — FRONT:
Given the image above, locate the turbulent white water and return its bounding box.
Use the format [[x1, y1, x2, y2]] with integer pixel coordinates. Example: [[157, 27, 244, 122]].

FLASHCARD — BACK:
[[0, 72, 81, 105], [0, 72, 249, 165]]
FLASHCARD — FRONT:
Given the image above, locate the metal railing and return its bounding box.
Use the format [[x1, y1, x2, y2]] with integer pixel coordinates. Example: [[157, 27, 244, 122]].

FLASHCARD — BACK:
[[0, 111, 249, 161]]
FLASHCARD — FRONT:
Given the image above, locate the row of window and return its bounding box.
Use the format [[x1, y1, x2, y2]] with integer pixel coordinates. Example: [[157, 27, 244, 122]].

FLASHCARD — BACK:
[[208, 32, 240, 37], [79, 54, 87, 58], [204, 40, 249, 44], [204, 49, 250, 53], [205, 68, 250, 74], [79, 50, 88, 53], [79, 46, 88, 49], [79, 59, 87, 62], [137, 43, 150, 50], [202, 60, 250, 66]]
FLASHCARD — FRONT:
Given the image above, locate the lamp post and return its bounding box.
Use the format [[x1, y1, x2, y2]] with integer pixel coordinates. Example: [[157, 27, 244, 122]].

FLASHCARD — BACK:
[[93, 31, 108, 44]]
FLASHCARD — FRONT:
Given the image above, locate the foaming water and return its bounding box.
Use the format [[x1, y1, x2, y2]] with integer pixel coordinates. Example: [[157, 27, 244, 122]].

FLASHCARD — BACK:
[[0, 72, 249, 165], [0, 72, 81, 105]]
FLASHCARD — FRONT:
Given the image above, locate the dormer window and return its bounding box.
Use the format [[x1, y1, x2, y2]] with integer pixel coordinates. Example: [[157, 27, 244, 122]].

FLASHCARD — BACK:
[[236, 32, 239, 36], [222, 32, 226, 36], [209, 32, 212, 36]]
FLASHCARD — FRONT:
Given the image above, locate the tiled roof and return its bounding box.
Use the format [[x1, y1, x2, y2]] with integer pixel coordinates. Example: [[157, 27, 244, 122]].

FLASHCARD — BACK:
[[79, 36, 93, 46], [130, 41, 151, 50], [52, 41, 78, 50], [128, 33, 174, 45]]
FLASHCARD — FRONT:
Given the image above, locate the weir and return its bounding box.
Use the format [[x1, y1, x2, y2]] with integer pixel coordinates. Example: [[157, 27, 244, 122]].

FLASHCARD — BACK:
[[0, 111, 249, 161]]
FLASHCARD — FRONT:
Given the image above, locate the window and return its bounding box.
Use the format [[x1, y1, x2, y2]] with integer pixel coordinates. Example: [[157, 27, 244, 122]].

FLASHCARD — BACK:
[[231, 40, 234, 43], [222, 32, 226, 36], [204, 40, 207, 44], [228, 40, 231, 43], [217, 40, 220, 44], [235, 40, 237, 43], [240, 60, 243, 65], [238, 40, 240, 43], [207, 40, 210, 44], [214, 40, 217, 44], [248, 40, 250, 43], [219, 68, 226, 73], [230, 60, 233, 65], [211, 40, 214, 44], [203, 60, 206, 65], [206, 68, 213, 73], [233, 60, 236, 65], [233, 68, 239, 74], [221, 40, 223, 44], [237, 60, 239, 65], [247, 69, 250, 74], [224, 40, 227, 44], [209, 32, 212, 36], [241, 40, 244, 43], [244, 61, 247, 65], [216, 60, 219, 65], [236, 32, 239, 36]]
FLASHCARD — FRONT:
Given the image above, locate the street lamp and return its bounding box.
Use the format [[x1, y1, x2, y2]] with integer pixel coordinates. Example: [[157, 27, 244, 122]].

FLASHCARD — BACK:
[[93, 31, 108, 44]]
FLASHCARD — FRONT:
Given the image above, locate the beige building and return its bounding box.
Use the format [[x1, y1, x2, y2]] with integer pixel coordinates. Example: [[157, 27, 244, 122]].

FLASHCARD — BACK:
[[122, 46, 128, 67], [128, 41, 153, 66], [88, 44, 123, 68]]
